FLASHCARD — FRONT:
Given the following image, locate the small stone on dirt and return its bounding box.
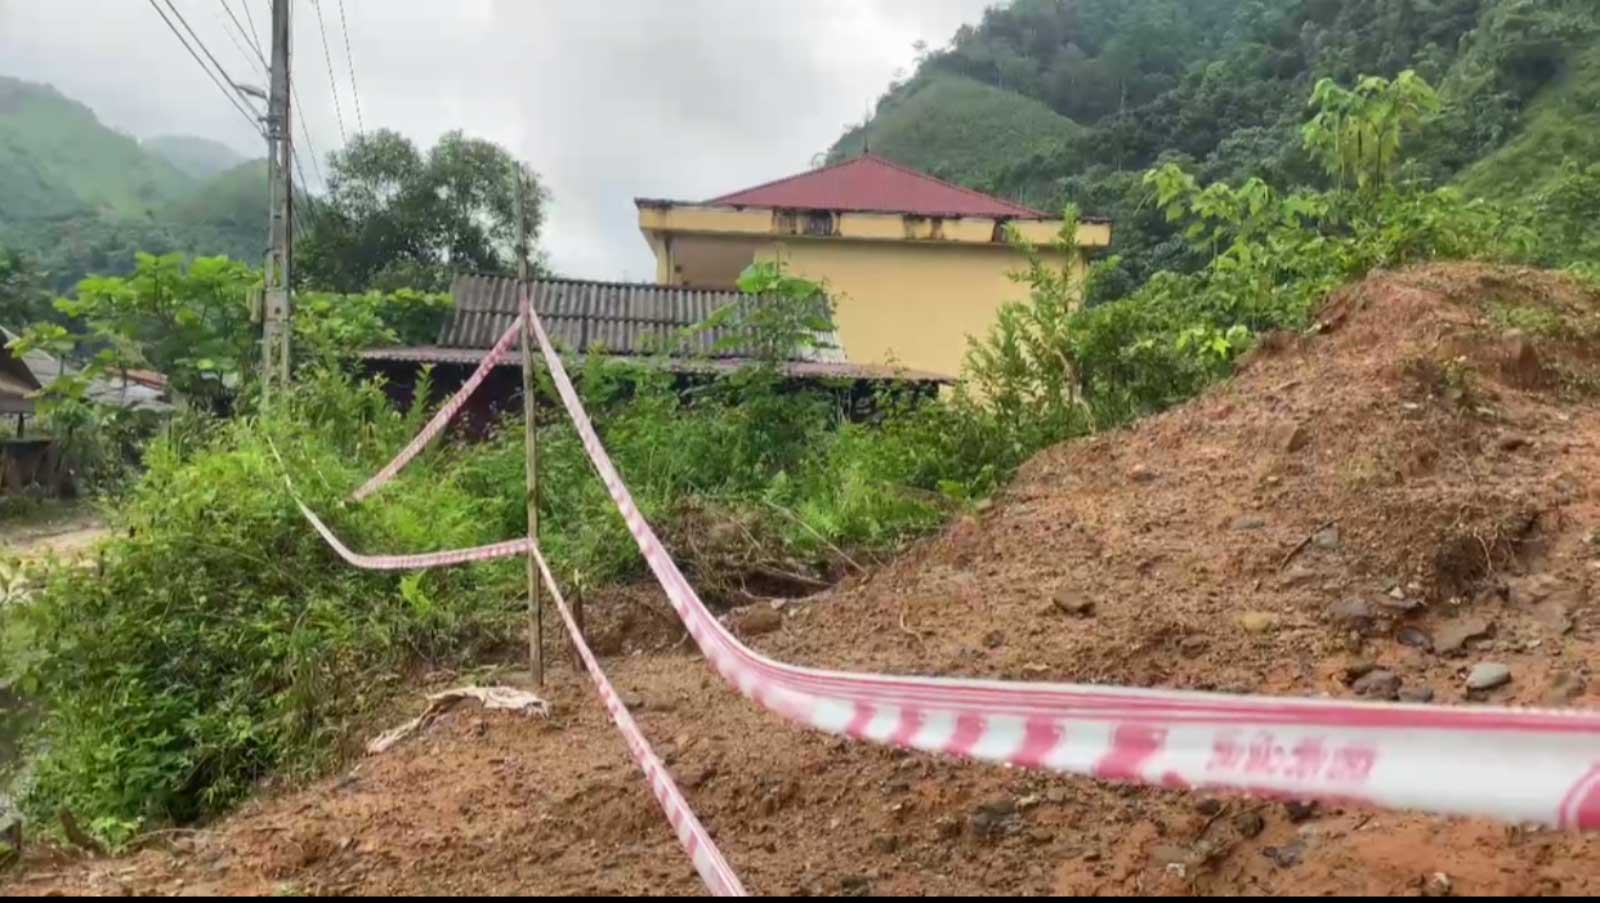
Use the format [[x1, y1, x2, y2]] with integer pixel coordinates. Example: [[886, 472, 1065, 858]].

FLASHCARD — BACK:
[[840, 876, 873, 896], [1377, 595, 1423, 614], [1548, 670, 1586, 704], [1424, 872, 1454, 897], [737, 607, 783, 636], [1051, 589, 1095, 618], [1130, 465, 1156, 483], [1433, 617, 1491, 656], [1399, 686, 1435, 704], [1329, 598, 1378, 628], [1284, 800, 1319, 823], [1280, 565, 1319, 589], [1533, 601, 1573, 635], [1499, 435, 1529, 452], [1284, 423, 1312, 454], [1263, 842, 1303, 869], [1352, 670, 1402, 700], [1466, 662, 1512, 691], [1396, 626, 1433, 651], [1196, 799, 1224, 816], [1232, 516, 1268, 531], [1234, 811, 1266, 838], [1180, 636, 1210, 658], [1343, 661, 1379, 684], [1238, 611, 1278, 634], [970, 799, 1020, 840], [1150, 844, 1191, 869], [1312, 525, 1342, 550]]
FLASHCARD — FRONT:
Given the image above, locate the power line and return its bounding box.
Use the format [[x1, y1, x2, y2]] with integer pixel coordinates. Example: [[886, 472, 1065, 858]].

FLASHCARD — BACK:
[[335, 0, 364, 134], [237, 0, 266, 62], [308, 0, 348, 145], [211, 0, 264, 81], [219, 0, 268, 74], [163, 0, 261, 110], [145, 0, 264, 137], [292, 100, 326, 188]]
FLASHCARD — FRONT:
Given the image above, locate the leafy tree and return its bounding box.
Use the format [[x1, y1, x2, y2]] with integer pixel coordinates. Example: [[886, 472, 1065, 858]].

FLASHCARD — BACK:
[[297, 130, 550, 293], [0, 246, 56, 328], [7, 253, 451, 415], [1302, 70, 1441, 190]]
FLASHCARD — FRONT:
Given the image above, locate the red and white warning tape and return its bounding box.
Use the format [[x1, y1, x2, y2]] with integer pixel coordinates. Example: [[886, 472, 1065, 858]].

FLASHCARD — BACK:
[[352, 314, 524, 502], [529, 540, 747, 896], [523, 298, 1600, 832], [298, 500, 531, 570]]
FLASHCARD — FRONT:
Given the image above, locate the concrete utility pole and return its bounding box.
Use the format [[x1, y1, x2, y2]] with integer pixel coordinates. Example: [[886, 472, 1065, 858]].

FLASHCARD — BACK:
[[262, 0, 294, 400]]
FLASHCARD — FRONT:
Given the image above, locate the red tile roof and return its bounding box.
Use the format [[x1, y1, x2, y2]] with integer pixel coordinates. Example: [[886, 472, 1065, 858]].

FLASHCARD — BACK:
[[706, 154, 1049, 219]]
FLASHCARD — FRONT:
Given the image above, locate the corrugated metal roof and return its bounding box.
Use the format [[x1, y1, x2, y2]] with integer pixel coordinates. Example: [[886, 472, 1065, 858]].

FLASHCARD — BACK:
[[704, 153, 1049, 219], [0, 326, 172, 414], [441, 274, 845, 363], [361, 345, 953, 384]]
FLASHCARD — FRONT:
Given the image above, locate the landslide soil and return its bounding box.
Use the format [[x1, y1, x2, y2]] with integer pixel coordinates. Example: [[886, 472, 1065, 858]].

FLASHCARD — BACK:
[[8, 263, 1600, 896]]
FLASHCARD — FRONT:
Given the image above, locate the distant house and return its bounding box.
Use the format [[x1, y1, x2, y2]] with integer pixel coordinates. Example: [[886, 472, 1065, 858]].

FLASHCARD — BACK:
[[1, 326, 171, 495], [637, 154, 1111, 380], [361, 274, 951, 428], [1, 327, 172, 436]]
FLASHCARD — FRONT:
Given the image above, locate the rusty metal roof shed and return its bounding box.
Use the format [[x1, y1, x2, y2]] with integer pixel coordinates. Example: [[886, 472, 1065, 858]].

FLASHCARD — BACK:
[[438, 274, 845, 363]]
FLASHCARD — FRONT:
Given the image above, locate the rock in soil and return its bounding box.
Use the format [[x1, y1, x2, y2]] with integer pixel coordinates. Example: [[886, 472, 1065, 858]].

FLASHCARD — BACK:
[[1312, 525, 1342, 550], [1548, 671, 1587, 704], [1396, 626, 1433, 650], [1284, 800, 1319, 823], [1052, 589, 1096, 617], [1238, 611, 1279, 634], [1399, 686, 1436, 704], [1466, 662, 1512, 691], [1329, 598, 1379, 629], [736, 606, 783, 636], [1351, 670, 1401, 700], [1234, 811, 1266, 838], [1433, 617, 1492, 656]]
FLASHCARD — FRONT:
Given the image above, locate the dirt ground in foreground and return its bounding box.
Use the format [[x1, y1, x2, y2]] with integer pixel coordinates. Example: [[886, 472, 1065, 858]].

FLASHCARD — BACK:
[[8, 264, 1600, 896]]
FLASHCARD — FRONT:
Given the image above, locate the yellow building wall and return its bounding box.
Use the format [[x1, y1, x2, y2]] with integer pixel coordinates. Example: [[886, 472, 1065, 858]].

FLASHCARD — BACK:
[[757, 239, 1082, 379]]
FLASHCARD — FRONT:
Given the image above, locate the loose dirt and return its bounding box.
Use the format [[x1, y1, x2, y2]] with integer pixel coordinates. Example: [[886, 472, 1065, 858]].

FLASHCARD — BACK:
[[8, 264, 1600, 896]]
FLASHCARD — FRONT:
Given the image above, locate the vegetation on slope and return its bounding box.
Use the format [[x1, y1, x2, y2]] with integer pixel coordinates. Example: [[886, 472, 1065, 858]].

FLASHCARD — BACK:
[[142, 135, 247, 182], [827, 74, 1082, 204], [830, 0, 1600, 294]]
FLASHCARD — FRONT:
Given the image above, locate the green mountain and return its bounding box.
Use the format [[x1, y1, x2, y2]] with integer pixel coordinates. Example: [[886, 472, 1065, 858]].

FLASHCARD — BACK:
[[828, 75, 1083, 206], [829, 0, 1600, 289], [144, 134, 248, 181], [0, 77, 192, 222], [0, 76, 270, 292]]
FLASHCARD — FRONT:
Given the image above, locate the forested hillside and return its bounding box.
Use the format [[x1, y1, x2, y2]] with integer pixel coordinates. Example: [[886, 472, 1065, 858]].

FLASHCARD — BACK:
[[829, 0, 1600, 294], [0, 76, 265, 293]]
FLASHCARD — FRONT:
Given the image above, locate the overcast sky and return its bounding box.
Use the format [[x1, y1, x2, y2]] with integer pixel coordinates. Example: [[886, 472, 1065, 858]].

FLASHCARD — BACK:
[[0, 0, 992, 280]]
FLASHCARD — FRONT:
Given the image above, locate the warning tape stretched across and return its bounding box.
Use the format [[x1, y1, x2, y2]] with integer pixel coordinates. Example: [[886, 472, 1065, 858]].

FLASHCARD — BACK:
[[298, 501, 532, 570], [352, 313, 524, 502], [522, 298, 1600, 831], [529, 540, 747, 896]]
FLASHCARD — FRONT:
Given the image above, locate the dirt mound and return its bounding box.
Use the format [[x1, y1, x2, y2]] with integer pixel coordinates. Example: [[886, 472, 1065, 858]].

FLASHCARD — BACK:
[[9, 264, 1600, 896]]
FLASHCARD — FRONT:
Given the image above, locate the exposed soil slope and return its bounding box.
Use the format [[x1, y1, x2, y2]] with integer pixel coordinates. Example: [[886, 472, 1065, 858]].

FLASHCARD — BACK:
[[8, 264, 1600, 896]]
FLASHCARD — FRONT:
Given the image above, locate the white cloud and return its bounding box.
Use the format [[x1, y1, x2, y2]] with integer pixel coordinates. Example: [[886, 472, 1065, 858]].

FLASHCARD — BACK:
[[0, 0, 993, 280]]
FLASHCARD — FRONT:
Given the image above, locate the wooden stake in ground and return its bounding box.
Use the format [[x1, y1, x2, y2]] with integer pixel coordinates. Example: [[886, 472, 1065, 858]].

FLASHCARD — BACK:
[[513, 164, 545, 685], [520, 294, 543, 686]]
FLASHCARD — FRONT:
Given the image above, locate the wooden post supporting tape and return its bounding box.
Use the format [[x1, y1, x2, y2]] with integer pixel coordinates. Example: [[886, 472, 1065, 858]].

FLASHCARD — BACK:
[[519, 292, 543, 685]]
